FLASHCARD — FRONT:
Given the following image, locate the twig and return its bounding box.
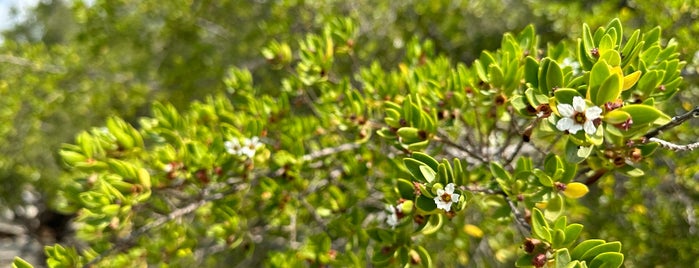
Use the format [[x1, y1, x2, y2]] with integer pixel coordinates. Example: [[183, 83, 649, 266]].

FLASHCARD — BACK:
[[299, 196, 328, 230], [0, 54, 65, 73], [301, 142, 362, 162], [584, 169, 608, 186], [463, 186, 531, 235], [83, 188, 232, 267], [644, 106, 699, 139], [435, 130, 487, 163], [649, 137, 699, 152]]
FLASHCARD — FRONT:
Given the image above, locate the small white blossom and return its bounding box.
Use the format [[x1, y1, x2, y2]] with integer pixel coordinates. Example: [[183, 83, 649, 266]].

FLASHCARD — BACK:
[[224, 139, 243, 155], [163, 163, 174, 173], [240, 137, 263, 158], [556, 96, 602, 135], [434, 183, 460, 212], [225, 137, 264, 158], [386, 204, 402, 228]]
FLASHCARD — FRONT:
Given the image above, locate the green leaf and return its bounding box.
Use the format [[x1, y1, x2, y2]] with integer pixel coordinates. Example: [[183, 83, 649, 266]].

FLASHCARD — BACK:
[[589, 252, 624, 268], [419, 165, 437, 183], [12, 257, 34, 268], [371, 244, 394, 265], [635, 70, 662, 96], [419, 214, 444, 235], [566, 141, 592, 164], [581, 23, 595, 59], [397, 178, 417, 199], [599, 50, 620, 67], [404, 158, 429, 182], [555, 248, 572, 268], [603, 110, 631, 124], [546, 59, 564, 92], [570, 239, 605, 260], [606, 18, 623, 48], [553, 216, 567, 230], [532, 169, 553, 187], [441, 159, 454, 184], [411, 152, 439, 174], [416, 195, 437, 212], [490, 162, 513, 184], [552, 229, 566, 248], [580, 242, 622, 263], [531, 208, 552, 241], [414, 245, 433, 267], [598, 35, 614, 53], [525, 56, 540, 88], [594, 72, 622, 106], [515, 254, 534, 267], [453, 158, 466, 186], [619, 104, 668, 125], [642, 26, 661, 50], [553, 88, 583, 108], [587, 60, 611, 102], [545, 195, 564, 219], [489, 64, 506, 88], [578, 39, 594, 71], [562, 224, 584, 248]]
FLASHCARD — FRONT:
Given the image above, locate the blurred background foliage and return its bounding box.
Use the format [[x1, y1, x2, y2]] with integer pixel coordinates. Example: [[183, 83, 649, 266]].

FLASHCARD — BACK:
[[1, 0, 699, 266]]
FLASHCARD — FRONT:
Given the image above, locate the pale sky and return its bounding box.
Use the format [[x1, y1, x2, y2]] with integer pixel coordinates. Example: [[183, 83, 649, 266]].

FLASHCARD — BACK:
[[0, 0, 39, 31]]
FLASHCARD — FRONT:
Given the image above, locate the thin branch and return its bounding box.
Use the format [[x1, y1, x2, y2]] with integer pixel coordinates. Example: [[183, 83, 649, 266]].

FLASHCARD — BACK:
[[0, 54, 65, 73], [644, 106, 699, 139], [649, 137, 699, 152], [301, 142, 362, 162], [463, 186, 531, 235], [435, 130, 487, 163], [503, 139, 525, 167], [83, 188, 233, 267], [584, 169, 608, 186]]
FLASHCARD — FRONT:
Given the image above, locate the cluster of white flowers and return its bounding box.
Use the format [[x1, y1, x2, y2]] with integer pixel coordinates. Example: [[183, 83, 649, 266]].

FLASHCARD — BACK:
[[434, 183, 460, 212], [556, 96, 602, 135], [225, 136, 263, 158]]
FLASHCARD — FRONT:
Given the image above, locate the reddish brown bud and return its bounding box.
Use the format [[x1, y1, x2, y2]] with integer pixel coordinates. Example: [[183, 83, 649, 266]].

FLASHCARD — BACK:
[[554, 182, 567, 192], [495, 93, 507, 106], [629, 148, 643, 163], [532, 253, 547, 267], [523, 238, 542, 254]]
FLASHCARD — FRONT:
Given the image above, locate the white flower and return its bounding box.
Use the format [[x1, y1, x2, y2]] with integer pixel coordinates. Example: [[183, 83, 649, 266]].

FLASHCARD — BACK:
[[386, 204, 402, 228], [556, 96, 602, 135], [224, 139, 243, 155], [163, 163, 174, 173], [226, 137, 264, 158], [240, 137, 263, 158], [434, 183, 460, 212]]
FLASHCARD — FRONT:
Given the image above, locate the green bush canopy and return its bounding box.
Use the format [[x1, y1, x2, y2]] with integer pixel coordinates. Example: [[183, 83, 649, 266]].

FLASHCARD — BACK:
[[3, 0, 699, 267]]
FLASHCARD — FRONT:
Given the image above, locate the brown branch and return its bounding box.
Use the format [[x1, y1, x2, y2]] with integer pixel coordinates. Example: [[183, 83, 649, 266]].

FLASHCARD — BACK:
[[83, 188, 233, 267], [644, 106, 699, 139]]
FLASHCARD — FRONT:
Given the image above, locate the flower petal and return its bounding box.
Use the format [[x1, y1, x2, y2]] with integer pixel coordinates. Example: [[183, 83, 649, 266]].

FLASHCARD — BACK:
[[586, 106, 602, 120], [556, 118, 574, 131], [451, 193, 460, 203], [445, 183, 455, 194], [557, 103, 575, 117], [572, 96, 587, 112], [568, 123, 583, 134], [583, 121, 597, 135]]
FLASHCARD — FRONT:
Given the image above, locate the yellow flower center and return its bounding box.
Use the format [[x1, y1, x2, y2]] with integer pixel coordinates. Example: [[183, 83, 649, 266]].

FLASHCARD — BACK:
[[441, 193, 451, 202], [574, 111, 586, 124]]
